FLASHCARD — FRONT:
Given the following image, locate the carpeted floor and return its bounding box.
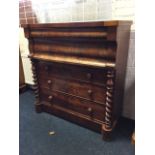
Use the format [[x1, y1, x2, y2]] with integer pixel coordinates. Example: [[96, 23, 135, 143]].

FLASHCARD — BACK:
[[19, 90, 135, 155]]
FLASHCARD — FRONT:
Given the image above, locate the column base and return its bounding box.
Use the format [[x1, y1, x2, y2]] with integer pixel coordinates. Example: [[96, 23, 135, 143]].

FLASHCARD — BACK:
[[101, 120, 117, 141], [35, 102, 42, 113], [101, 124, 113, 141]]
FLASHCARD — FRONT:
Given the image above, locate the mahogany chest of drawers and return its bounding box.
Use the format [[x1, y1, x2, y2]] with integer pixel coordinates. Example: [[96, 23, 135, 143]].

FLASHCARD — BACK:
[[23, 21, 132, 140]]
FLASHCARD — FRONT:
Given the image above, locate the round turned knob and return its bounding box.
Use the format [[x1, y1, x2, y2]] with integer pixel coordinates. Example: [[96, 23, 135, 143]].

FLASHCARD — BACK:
[[87, 89, 93, 95], [87, 107, 92, 113], [47, 80, 52, 84], [86, 73, 92, 80], [48, 95, 53, 101]]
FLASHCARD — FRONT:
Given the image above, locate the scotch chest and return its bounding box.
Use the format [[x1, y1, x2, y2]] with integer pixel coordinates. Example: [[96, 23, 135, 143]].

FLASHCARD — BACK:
[[23, 20, 132, 140]]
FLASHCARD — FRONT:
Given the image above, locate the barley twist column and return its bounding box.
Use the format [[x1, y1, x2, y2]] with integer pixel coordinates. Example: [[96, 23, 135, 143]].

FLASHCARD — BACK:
[[31, 58, 42, 113], [105, 70, 115, 129]]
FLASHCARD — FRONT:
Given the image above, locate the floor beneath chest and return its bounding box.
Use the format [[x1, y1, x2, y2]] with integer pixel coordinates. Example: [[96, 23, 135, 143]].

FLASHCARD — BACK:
[[19, 90, 135, 155]]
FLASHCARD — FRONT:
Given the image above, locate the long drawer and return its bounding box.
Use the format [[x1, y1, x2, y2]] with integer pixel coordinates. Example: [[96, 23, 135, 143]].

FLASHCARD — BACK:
[[37, 61, 108, 86], [40, 88, 105, 122], [33, 41, 116, 60], [38, 75, 106, 103], [30, 26, 116, 60]]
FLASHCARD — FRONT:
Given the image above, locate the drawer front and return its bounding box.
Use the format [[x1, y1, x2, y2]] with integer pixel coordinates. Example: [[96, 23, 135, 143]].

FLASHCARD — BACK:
[[37, 61, 107, 86], [31, 26, 116, 60], [33, 41, 116, 60], [40, 88, 105, 122], [38, 76, 106, 103]]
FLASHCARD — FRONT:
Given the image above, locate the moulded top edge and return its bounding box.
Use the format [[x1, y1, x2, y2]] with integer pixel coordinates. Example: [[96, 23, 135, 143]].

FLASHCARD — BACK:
[[22, 20, 132, 28]]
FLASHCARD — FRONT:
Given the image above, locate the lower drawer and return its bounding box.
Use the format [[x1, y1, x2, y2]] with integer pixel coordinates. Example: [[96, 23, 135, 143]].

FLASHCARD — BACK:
[[40, 88, 105, 122]]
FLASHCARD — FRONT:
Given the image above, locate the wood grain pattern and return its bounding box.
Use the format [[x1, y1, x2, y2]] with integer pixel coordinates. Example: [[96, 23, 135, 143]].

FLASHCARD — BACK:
[[38, 76, 106, 103], [31, 31, 108, 38], [40, 88, 105, 122], [29, 53, 115, 68], [33, 42, 116, 59], [24, 20, 132, 140], [37, 61, 108, 86]]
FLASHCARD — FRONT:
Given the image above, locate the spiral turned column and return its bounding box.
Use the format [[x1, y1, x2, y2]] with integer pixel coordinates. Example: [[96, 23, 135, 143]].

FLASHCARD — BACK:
[[31, 59, 42, 113], [105, 70, 115, 130]]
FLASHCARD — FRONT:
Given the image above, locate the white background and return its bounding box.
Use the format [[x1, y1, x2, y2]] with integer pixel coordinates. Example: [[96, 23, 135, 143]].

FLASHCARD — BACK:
[[0, 0, 155, 155]]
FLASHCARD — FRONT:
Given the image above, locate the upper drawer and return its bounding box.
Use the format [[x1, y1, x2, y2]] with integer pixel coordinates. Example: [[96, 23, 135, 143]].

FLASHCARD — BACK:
[[30, 28, 108, 38], [37, 61, 108, 86], [28, 26, 117, 60], [32, 38, 116, 60], [27, 25, 116, 40]]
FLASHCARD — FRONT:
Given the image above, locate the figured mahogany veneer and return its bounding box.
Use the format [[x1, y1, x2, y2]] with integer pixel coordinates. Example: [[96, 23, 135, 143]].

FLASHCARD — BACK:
[[39, 75, 106, 103], [37, 61, 108, 85], [40, 88, 105, 122], [23, 20, 132, 140]]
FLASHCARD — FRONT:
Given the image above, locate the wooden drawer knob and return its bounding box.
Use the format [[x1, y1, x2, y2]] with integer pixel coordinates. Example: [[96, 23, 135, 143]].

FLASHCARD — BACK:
[[87, 107, 93, 113], [87, 89, 93, 95], [86, 73, 92, 79], [48, 95, 53, 101], [47, 80, 52, 84]]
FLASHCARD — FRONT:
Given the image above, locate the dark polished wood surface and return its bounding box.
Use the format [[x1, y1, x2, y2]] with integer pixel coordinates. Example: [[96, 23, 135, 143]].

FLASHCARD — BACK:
[[23, 20, 132, 140]]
